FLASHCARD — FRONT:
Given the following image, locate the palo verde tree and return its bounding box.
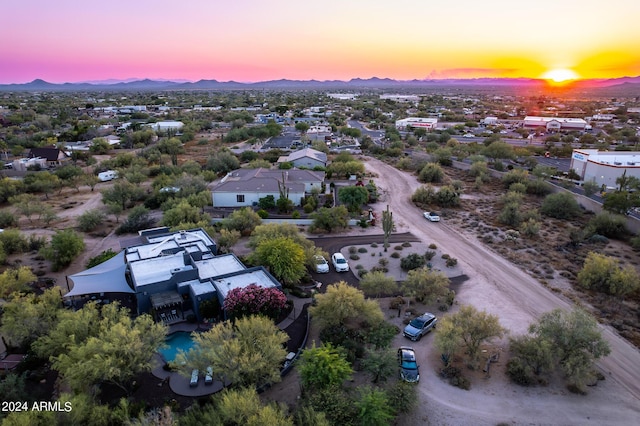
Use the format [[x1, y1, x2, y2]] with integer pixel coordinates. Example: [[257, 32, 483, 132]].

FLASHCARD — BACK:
[[248, 236, 307, 286], [577, 252, 640, 298], [435, 305, 506, 369], [175, 315, 288, 389], [507, 308, 611, 391]]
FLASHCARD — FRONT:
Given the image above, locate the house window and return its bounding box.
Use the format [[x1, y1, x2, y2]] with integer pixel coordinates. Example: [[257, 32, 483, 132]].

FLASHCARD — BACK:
[[236, 194, 245, 203]]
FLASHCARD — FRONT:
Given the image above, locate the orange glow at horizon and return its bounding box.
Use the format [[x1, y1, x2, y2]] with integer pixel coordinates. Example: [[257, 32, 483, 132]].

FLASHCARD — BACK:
[[541, 69, 581, 83]]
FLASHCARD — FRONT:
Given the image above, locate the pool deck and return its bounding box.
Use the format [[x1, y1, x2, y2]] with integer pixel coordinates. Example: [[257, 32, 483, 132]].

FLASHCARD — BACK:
[[151, 295, 312, 397]]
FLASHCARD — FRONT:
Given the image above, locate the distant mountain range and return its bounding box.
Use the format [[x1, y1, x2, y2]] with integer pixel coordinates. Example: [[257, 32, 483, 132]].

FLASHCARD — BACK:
[[1, 76, 639, 92]]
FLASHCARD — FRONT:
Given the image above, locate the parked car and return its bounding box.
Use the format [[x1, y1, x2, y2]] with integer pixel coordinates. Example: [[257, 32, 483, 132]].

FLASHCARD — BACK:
[[331, 252, 349, 272], [462, 133, 474, 138], [403, 313, 437, 341], [423, 211, 440, 222], [314, 255, 330, 273], [398, 346, 420, 383]]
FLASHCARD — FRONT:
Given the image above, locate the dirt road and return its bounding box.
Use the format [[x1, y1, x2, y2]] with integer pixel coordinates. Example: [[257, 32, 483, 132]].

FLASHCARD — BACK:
[[364, 157, 640, 425]]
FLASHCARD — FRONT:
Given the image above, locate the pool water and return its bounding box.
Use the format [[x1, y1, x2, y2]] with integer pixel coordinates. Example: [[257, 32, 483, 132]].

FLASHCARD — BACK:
[[159, 331, 197, 363]]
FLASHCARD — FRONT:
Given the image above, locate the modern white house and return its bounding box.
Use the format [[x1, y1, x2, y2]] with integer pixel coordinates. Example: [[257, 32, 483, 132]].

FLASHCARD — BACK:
[[523, 116, 588, 132], [64, 228, 283, 323], [395, 117, 438, 131], [278, 147, 327, 168], [570, 149, 640, 188], [211, 168, 325, 208]]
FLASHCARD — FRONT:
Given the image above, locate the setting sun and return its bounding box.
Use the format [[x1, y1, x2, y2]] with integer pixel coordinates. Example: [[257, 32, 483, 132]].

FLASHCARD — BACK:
[[541, 68, 580, 83]]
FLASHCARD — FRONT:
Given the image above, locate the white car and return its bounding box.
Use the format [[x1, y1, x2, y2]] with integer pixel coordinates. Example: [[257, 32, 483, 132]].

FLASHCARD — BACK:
[[423, 211, 440, 222], [462, 133, 474, 138], [314, 255, 330, 273], [331, 253, 350, 272]]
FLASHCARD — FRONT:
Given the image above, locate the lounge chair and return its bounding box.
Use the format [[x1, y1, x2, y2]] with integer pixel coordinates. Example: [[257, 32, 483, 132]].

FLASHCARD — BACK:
[[205, 366, 213, 385], [190, 369, 199, 387]]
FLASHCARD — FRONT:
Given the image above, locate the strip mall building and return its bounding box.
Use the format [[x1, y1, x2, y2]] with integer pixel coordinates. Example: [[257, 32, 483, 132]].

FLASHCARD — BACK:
[[570, 149, 640, 188]]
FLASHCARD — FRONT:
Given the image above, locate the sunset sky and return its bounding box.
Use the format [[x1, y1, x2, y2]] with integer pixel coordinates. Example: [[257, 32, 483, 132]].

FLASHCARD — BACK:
[[1, 0, 639, 84]]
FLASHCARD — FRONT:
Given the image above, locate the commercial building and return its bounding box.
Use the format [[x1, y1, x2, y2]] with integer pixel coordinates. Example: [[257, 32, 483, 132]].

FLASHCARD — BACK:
[[570, 149, 640, 188], [523, 116, 588, 132], [395, 117, 438, 131]]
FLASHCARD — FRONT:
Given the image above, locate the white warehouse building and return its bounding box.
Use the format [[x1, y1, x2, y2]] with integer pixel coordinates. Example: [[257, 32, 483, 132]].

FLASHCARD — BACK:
[[524, 116, 588, 132], [570, 149, 640, 188], [395, 117, 438, 131]]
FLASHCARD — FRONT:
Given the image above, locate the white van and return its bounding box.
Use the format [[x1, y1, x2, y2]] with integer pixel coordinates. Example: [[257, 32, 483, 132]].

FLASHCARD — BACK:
[[98, 170, 118, 182]]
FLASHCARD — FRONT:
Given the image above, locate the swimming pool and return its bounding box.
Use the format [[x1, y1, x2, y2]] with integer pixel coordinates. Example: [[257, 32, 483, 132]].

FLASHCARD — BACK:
[[159, 331, 197, 363]]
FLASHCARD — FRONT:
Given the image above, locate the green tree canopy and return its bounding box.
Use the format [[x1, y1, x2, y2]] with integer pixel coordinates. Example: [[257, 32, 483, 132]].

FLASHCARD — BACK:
[[360, 271, 397, 298], [175, 315, 288, 389], [338, 185, 369, 212], [435, 305, 506, 368], [248, 236, 307, 285], [0, 288, 63, 348], [526, 308, 611, 390], [222, 207, 262, 236], [577, 252, 640, 297], [309, 281, 384, 330], [311, 206, 349, 233], [401, 267, 450, 305], [297, 342, 353, 390], [540, 192, 582, 220], [39, 229, 85, 271], [0, 266, 36, 299], [49, 303, 166, 393]]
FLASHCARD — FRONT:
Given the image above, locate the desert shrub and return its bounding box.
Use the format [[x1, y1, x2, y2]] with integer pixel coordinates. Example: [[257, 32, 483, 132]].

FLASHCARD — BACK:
[[418, 162, 444, 183], [370, 266, 388, 274], [411, 185, 435, 205], [441, 253, 450, 259], [631, 236, 640, 250], [357, 247, 367, 253], [502, 169, 529, 187], [256, 209, 269, 219], [587, 234, 609, 244], [498, 202, 522, 227], [509, 182, 527, 194], [400, 253, 426, 271], [445, 257, 458, 267], [394, 245, 403, 251], [540, 192, 581, 220], [358, 269, 368, 278], [424, 250, 436, 260], [77, 209, 106, 232], [526, 179, 552, 196], [291, 210, 301, 219], [116, 206, 156, 235], [378, 258, 389, 267], [520, 219, 540, 237], [86, 248, 118, 268], [27, 234, 47, 252], [586, 211, 627, 239], [303, 203, 315, 214], [0, 211, 17, 228], [434, 185, 460, 207], [429, 243, 437, 249], [370, 243, 378, 248], [390, 252, 400, 259], [350, 254, 360, 260], [349, 246, 357, 254], [402, 242, 412, 247], [355, 264, 364, 270], [0, 229, 28, 254], [389, 296, 406, 310]]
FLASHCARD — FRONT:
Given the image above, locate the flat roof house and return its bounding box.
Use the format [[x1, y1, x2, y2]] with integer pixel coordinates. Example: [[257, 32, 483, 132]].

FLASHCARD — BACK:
[[64, 228, 283, 323]]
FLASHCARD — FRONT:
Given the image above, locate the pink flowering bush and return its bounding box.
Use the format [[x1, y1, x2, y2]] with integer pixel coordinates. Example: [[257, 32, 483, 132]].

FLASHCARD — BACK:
[[223, 284, 288, 320]]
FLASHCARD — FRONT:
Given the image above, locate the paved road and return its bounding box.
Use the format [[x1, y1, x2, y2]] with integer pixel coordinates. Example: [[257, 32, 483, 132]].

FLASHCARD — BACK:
[[363, 157, 640, 425]]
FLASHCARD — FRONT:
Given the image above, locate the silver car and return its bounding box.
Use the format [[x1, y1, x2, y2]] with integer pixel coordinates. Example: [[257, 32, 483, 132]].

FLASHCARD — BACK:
[[403, 313, 437, 341]]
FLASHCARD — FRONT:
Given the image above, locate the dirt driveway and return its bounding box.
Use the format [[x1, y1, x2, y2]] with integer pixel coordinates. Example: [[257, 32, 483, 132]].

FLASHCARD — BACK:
[[363, 157, 640, 425]]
